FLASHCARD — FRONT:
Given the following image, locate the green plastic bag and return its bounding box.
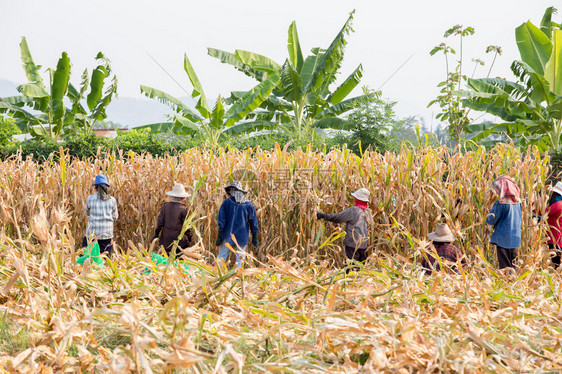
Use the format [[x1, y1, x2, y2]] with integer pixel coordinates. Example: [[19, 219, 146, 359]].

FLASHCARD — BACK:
[[151, 252, 168, 266], [77, 242, 104, 268], [143, 253, 190, 274]]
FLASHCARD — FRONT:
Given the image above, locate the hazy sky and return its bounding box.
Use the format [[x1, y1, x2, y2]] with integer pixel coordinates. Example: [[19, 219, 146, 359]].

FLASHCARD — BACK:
[[0, 0, 557, 127]]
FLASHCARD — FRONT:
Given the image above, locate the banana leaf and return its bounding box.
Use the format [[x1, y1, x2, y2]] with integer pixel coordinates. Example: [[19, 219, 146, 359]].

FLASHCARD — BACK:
[[87, 64, 108, 111], [224, 74, 281, 126], [140, 85, 203, 121], [328, 64, 363, 105], [545, 29, 562, 95], [18, 83, 49, 98], [207, 48, 267, 81], [235, 50, 280, 74], [304, 11, 355, 94], [280, 60, 302, 103], [221, 120, 277, 137], [540, 6, 557, 39], [210, 96, 225, 130], [51, 52, 70, 125], [314, 94, 370, 118], [287, 21, 304, 72], [515, 20, 552, 75], [184, 53, 211, 118], [19, 37, 49, 112]]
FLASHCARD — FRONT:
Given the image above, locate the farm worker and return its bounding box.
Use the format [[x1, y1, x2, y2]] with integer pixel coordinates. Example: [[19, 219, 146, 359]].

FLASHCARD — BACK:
[[152, 183, 193, 257], [543, 181, 562, 267], [421, 223, 464, 273], [316, 188, 372, 267], [216, 181, 259, 267], [83, 174, 118, 256], [486, 175, 522, 269]]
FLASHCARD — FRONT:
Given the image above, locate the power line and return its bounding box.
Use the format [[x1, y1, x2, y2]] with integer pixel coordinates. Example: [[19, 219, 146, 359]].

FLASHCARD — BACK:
[[144, 50, 191, 97], [377, 52, 416, 91]]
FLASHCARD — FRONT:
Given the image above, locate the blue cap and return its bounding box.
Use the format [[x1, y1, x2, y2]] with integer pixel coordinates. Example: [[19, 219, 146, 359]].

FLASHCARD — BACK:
[[93, 174, 110, 187]]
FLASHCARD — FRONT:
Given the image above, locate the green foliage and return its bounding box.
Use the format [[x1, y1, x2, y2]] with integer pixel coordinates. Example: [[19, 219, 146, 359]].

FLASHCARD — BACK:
[[0, 138, 60, 161], [0, 115, 20, 146], [0, 128, 337, 161], [549, 149, 562, 183], [139, 54, 279, 145], [457, 7, 562, 151], [0, 315, 30, 356], [61, 130, 110, 159], [112, 129, 196, 155], [429, 26, 501, 142], [332, 90, 402, 154], [0, 37, 117, 141], [209, 10, 370, 143], [225, 131, 330, 152]]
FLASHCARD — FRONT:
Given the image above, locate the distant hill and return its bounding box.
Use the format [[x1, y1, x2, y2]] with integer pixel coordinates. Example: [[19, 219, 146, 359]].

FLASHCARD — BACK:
[[0, 78, 195, 128], [105, 97, 178, 128]]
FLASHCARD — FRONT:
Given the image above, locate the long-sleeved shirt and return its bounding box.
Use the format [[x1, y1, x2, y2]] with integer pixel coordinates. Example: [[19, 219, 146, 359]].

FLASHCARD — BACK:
[[421, 242, 464, 273], [85, 194, 118, 239], [546, 201, 562, 247], [217, 196, 258, 247], [486, 201, 521, 249], [154, 201, 192, 252], [323, 206, 371, 249]]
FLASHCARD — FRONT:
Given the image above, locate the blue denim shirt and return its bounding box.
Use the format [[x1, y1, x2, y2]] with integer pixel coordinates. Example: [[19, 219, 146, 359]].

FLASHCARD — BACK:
[[217, 197, 258, 247], [486, 201, 521, 249]]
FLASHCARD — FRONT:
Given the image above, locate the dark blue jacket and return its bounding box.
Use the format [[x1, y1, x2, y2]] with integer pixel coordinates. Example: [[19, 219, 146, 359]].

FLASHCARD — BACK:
[[217, 197, 258, 247], [486, 201, 521, 249]]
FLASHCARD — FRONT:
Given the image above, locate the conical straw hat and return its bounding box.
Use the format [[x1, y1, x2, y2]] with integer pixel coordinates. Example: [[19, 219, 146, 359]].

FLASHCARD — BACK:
[[166, 183, 191, 198], [427, 223, 455, 242]]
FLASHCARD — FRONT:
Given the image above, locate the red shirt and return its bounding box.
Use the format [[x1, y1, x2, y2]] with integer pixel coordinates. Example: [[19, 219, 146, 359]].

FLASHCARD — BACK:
[[546, 201, 562, 247]]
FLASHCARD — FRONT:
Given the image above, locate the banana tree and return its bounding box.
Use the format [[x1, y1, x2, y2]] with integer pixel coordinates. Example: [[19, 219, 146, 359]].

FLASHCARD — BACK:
[[456, 7, 562, 151], [207, 10, 371, 143], [0, 37, 117, 140], [137, 53, 280, 145]]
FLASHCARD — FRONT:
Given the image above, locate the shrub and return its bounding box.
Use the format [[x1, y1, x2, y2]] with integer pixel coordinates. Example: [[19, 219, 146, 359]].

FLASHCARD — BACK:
[[0, 116, 20, 147], [62, 131, 111, 159]]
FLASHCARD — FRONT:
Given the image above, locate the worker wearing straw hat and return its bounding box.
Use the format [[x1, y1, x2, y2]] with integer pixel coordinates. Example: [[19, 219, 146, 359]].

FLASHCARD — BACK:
[[422, 223, 464, 273], [486, 175, 522, 269], [153, 183, 193, 256], [216, 181, 259, 267], [316, 188, 372, 268], [83, 174, 118, 256]]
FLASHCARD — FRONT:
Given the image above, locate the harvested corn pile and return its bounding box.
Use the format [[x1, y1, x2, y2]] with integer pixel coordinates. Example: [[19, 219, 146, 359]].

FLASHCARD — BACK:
[[0, 144, 560, 372]]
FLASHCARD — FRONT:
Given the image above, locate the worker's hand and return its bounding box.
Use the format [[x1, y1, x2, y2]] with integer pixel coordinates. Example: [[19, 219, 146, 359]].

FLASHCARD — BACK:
[[316, 212, 325, 220], [251, 236, 258, 247], [152, 235, 158, 242]]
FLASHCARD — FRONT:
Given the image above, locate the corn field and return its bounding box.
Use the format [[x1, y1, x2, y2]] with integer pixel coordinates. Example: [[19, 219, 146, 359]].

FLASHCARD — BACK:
[[0, 143, 561, 372]]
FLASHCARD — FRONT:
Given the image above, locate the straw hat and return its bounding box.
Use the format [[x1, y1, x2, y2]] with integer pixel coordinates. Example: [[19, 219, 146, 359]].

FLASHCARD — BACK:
[[166, 183, 191, 198], [351, 188, 370, 202], [550, 181, 562, 196], [224, 180, 247, 194], [427, 223, 455, 242], [93, 174, 110, 187]]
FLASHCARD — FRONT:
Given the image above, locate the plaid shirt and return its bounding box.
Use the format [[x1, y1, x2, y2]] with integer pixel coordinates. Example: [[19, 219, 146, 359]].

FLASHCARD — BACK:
[[85, 194, 118, 240], [421, 242, 463, 273]]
